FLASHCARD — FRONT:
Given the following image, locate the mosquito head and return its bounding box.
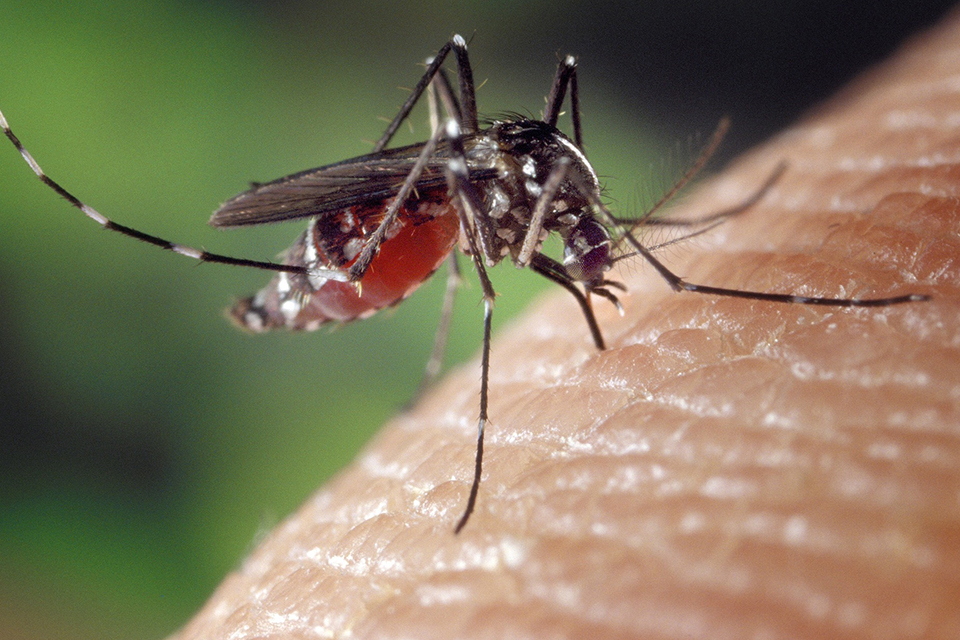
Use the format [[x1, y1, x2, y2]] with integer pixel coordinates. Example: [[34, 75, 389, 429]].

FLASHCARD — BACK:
[[562, 216, 613, 286]]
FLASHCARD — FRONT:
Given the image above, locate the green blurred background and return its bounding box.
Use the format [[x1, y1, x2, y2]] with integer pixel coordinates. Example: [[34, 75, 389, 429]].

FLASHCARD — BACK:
[[0, 1, 953, 638]]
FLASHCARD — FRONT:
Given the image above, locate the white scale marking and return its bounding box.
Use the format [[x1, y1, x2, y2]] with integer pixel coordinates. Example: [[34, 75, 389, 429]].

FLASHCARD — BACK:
[[83, 204, 109, 226], [343, 238, 363, 262], [243, 311, 264, 332], [304, 220, 318, 264], [555, 135, 600, 188], [276, 271, 291, 295], [280, 297, 301, 321], [172, 244, 203, 259], [308, 267, 350, 290], [522, 155, 537, 178]]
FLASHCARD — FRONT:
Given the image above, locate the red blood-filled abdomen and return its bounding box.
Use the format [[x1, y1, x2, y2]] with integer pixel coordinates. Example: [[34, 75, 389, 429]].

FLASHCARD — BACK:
[[310, 202, 460, 321], [229, 198, 461, 332]]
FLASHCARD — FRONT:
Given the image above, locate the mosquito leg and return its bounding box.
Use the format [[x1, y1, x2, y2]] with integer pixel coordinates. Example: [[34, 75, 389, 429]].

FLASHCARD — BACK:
[[607, 158, 785, 268], [352, 37, 480, 281], [629, 162, 785, 256], [348, 122, 445, 282], [516, 157, 570, 267], [607, 117, 731, 231], [638, 161, 787, 229], [401, 70, 467, 400], [448, 194, 495, 535], [427, 62, 461, 136], [373, 42, 453, 151], [442, 117, 499, 533], [568, 61, 583, 151], [427, 73, 442, 137], [443, 119, 497, 263], [529, 253, 608, 350], [374, 34, 477, 152], [427, 65, 461, 135], [0, 109, 309, 277], [454, 293, 492, 535], [450, 36, 479, 133], [411, 252, 462, 401], [643, 217, 730, 253], [589, 190, 931, 306], [647, 250, 929, 305], [543, 54, 584, 150]]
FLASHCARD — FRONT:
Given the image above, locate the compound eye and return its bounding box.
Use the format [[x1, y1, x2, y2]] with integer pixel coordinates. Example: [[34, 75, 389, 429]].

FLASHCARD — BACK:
[[563, 218, 612, 284]]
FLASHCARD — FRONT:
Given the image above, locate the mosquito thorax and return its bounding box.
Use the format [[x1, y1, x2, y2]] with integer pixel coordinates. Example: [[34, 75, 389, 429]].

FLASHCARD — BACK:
[[487, 119, 601, 203], [478, 118, 602, 263]]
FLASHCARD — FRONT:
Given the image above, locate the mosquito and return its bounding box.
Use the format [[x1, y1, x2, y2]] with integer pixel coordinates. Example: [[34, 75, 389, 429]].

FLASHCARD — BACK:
[[0, 35, 929, 533]]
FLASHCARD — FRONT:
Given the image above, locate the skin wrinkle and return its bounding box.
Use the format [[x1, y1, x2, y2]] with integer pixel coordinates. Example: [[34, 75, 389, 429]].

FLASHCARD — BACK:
[[171, 11, 960, 640]]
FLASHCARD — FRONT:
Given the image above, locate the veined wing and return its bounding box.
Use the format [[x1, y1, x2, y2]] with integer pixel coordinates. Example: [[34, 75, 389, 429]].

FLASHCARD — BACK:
[[209, 139, 497, 228]]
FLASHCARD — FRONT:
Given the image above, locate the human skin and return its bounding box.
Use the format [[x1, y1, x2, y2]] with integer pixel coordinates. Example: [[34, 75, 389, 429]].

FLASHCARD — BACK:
[[171, 11, 960, 640]]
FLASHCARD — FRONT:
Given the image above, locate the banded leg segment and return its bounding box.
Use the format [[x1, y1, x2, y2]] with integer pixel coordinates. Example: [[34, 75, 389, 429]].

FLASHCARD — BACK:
[[0, 109, 308, 277], [442, 117, 499, 534], [584, 179, 932, 307]]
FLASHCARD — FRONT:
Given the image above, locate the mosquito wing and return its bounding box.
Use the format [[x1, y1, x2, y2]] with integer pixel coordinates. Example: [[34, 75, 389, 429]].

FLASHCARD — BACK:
[[209, 139, 497, 228]]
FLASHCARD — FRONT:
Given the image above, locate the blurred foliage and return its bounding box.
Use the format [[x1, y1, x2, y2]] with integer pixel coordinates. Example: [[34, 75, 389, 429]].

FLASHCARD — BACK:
[[0, 0, 953, 638]]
